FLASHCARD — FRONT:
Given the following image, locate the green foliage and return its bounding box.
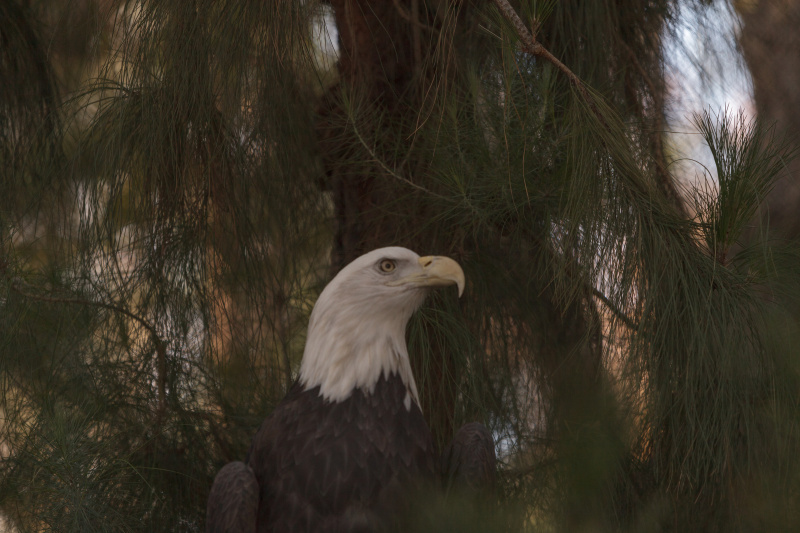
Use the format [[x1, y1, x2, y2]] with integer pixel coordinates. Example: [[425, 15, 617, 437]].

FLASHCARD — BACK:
[[694, 109, 796, 263], [2, 0, 800, 532]]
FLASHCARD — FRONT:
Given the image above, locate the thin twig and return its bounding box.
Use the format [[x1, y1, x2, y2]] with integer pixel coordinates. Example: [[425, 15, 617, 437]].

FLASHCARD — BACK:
[[7, 278, 168, 423], [534, 235, 640, 331], [350, 119, 453, 202], [178, 408, 236, 460], [591, 287, 638, 330]]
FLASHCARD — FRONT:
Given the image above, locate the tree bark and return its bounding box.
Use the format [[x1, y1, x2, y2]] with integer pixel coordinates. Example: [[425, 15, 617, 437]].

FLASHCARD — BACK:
[[317, 0, 606, 454], [738, 0, 800, 240], [319, 0, 423, 270]]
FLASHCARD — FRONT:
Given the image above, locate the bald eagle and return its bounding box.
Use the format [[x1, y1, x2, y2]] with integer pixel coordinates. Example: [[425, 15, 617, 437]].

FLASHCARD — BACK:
[[206, 247, 495, 532]]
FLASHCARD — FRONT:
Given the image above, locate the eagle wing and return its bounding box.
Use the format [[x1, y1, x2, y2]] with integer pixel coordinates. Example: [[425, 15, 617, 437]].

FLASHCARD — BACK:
[[441, 422, 496, 492], [206, 461, 259, 533]]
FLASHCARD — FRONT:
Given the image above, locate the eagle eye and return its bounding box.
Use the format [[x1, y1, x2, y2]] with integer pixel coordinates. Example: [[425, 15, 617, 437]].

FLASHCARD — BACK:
[[379, 259, 396, 273]]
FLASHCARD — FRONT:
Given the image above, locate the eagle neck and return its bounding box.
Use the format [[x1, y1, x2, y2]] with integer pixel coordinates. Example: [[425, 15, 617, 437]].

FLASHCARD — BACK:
[[298, 288, 423, 407]]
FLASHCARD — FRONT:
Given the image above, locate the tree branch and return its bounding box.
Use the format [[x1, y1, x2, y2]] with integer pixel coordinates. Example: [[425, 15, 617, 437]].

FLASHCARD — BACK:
[[591, 287, 638, 331], [491, 0, 687, 216], [6, 277, 168, 424], [350, 118, 453, 202], [539, 238, 639, 331], [491, 0, 596, 111]]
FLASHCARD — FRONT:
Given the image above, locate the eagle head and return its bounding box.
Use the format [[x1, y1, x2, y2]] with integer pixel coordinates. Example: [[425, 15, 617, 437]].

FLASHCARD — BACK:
[[298, 247, 465, 405]]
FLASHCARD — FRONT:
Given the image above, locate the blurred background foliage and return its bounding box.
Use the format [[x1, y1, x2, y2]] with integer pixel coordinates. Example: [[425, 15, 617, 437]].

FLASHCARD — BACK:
[[2, 0, 800, 531]]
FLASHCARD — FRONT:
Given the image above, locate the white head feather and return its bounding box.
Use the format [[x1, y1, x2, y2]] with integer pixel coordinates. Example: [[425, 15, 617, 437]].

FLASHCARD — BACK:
[[298, 247, 464, 407]]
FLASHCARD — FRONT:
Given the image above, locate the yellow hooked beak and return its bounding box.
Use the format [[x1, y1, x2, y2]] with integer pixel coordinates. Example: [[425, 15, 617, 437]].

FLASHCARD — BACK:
[[388, 255, 465, 297]]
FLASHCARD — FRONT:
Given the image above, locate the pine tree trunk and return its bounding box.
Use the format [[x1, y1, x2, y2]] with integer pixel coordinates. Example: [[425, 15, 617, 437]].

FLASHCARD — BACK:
[[739, 0, 800, 239], [318, 0, 605, 456]]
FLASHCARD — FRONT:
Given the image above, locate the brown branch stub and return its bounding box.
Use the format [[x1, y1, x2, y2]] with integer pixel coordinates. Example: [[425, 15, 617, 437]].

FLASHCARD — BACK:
[[491, 0, 612, 149], [492, 0, 542, 54], [491, 0, 687, 216], [591, 287, 638, 331], [491, 0, 588, 101]]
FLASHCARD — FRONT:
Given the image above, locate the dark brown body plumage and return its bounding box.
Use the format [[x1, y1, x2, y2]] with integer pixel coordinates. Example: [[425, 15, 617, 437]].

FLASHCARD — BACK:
[[246, 372, 436, 532]]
